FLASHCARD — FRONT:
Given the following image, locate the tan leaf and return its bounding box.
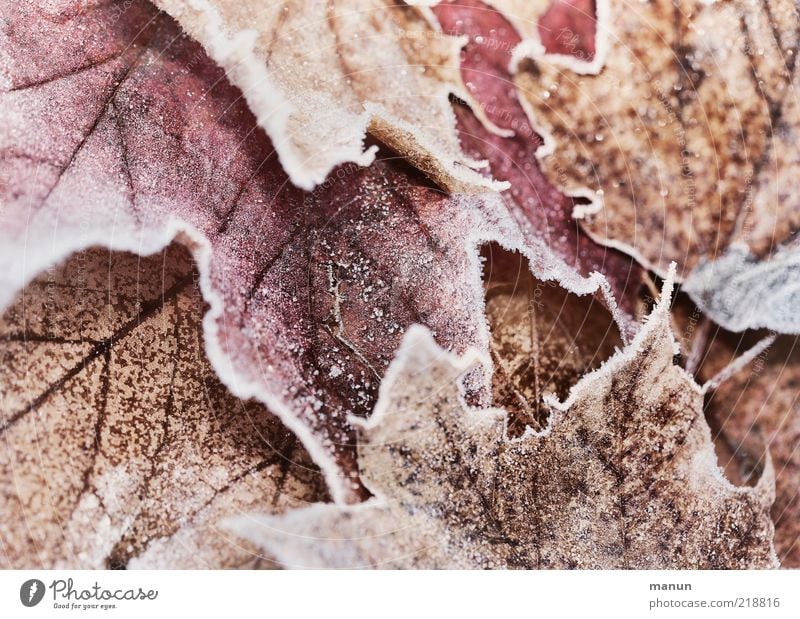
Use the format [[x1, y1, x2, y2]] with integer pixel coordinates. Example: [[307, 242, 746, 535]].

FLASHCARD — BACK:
[[229, 268, 777, 568], [153, 0, 501, 192], [0, 245, 328, 569], [518, 0, 800, 332], [699, 331, 800, 567]]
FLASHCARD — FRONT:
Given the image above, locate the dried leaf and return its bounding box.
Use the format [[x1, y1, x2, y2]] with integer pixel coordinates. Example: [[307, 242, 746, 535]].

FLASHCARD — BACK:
[[150, 0, 499, 192], [0, 0, 622, 502], [435, 0, 643, 318], [518, 0, 800, 332], [1, 0, 787, 570], [230, 270, 778, 568], [699, 331, 800, 567], [683, 247, 800, 334], [536, 0, 599, 65], [484, 0, 602, 72], [0, 246, 328, 569], [157, 0, 644, 312]]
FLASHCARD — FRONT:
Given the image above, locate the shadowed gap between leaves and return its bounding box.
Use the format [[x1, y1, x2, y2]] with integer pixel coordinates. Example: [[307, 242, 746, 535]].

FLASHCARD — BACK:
[[480, 242, 622, 436]]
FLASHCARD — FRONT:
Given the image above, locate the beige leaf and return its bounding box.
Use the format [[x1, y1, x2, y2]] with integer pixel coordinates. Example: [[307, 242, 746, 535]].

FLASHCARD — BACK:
[[229, 267, 778, 568], [154, 0, 501, 192], [518, 0, 800, 331], [0, 245, 328, 569]]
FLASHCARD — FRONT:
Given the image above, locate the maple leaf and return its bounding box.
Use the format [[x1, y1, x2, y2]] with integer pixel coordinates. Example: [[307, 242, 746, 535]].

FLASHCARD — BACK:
[[0, 246, 328, 569], [150, 0, 502, 192], [155, 0, 645, 311], [228, 268, 778, 569], [164, 0, 648, 312], [698, 330, 800, 568], [517, 0, 800, 332], [0, 0, 624, 502], [0, 0, 788, 570], [433, 0, 643, 319]]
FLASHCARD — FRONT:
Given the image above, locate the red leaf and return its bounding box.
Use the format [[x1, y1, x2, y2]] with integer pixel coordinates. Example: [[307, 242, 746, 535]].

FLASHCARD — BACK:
[[538, 0, 597, 60], [434, 0, 642, 317]]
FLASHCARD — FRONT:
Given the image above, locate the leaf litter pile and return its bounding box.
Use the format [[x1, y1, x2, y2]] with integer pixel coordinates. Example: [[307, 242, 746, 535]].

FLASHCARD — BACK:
[[0, 0, 798, 569]]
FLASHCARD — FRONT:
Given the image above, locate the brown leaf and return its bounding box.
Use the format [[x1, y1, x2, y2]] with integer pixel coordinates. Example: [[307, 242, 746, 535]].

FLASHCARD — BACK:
[[151, 0, 500, 192], [0, 245, 329, 569], [699, 331, 800, 567], [517, 0, 800, 332], [230, 270, 778, 568], [0, 0, 624, 502]]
